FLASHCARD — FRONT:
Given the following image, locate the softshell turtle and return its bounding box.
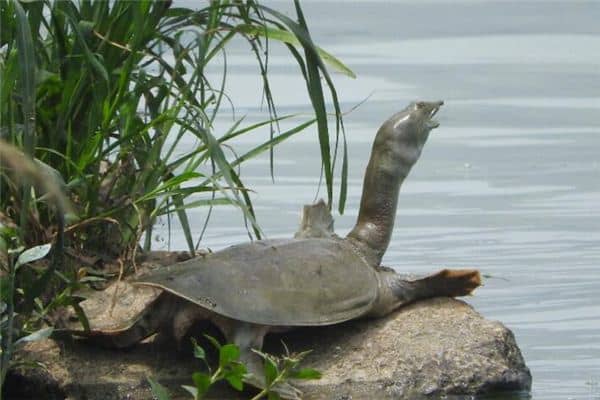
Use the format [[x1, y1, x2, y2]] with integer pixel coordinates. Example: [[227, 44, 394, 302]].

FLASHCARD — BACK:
[[69, 101, 481, 399]]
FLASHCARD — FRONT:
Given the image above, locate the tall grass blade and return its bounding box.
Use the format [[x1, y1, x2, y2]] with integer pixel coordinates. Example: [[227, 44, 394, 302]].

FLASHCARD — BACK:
[[59, 10, 109, 84], [258, 3, 347, 210], [172, 193, 195, 256], [13, 0, 36, 155], [13, 0, 37, 236], [234, 24, 356, 78], [339, 139, 349, 213]]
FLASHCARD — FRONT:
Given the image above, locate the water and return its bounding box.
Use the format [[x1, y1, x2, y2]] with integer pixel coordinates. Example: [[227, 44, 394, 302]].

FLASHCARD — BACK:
[[164, 1, 600, 398]]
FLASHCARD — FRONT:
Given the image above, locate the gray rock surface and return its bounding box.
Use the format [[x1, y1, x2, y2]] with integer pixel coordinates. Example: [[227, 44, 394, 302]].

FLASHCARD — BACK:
[[7, 297, 530, 400], [293, 297, 531, 399]]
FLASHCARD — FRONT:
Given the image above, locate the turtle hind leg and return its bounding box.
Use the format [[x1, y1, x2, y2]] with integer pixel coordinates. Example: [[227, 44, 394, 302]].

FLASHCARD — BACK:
[[216, 320, 302, 400], [374, 268, 481, 316], [159, 301, 212, 352], [410, 268, 481, 298]]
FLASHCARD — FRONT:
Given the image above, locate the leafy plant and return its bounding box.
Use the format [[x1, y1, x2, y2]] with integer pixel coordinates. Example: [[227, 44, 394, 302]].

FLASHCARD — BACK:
[[147, 336, 320, 400], [0, 139, 81, 396], [0, 240, 54, 396], [1, 0, 352, 261], [182, 337, 247, 399]]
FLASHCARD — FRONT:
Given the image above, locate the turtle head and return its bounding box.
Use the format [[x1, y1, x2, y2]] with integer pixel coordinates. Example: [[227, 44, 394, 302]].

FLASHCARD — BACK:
[[408, 100, 443, 130], [385, 100, 443, 147], [372, 100, 443, 170]]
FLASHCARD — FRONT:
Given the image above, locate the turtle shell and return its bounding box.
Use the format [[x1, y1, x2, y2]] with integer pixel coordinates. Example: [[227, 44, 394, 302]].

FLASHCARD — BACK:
[[133, 238, 379, 326]]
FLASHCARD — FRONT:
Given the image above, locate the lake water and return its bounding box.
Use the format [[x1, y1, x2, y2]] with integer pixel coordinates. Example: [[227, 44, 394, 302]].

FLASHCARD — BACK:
[[165, 1, 600, 399]]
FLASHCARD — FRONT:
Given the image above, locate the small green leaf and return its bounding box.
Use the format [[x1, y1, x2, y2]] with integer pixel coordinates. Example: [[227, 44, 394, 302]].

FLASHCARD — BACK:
[[147, 377, 171, 400], [14, 327, 53, 346], [192, 372, 212, 398], [204, 334, 221, 350], [230, 362, 247, 376], [291, 368, 322, 380], [263, 356, 278, 386], [15, 243, 52, 270], [181, 385, 197, 397], [224, 362, 246, 391], [225, 373, 244, 391], [219, 344, 240, 367], [191, 338, 206, 360]]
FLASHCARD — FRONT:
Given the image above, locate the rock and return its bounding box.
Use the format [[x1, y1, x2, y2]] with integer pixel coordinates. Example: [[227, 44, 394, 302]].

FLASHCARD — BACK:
[[5, 298, 530, 399], [292, 297, 531, 399]]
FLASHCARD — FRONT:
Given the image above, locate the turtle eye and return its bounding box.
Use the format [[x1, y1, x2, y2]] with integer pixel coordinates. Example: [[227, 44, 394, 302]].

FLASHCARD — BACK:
[[416, 101, 425, 109]]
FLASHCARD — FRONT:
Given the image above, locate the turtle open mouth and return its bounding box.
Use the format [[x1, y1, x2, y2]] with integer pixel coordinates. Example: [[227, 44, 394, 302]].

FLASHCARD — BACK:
[[427, 101, 443, 129]]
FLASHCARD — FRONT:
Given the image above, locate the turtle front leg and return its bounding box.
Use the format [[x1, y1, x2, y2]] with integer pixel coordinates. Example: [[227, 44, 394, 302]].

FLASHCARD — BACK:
[[218, 320, 302, 400]]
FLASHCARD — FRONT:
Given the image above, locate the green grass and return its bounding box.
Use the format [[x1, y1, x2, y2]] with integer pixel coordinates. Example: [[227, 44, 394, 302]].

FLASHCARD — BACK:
[[1, 0, 352, 256], [0, 0, 353, 395]]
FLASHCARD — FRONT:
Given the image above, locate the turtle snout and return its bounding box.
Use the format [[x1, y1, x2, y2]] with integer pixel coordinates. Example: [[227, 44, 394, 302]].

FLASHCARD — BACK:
[[423, 100, 443, 130], [430, 100, 443, 118]]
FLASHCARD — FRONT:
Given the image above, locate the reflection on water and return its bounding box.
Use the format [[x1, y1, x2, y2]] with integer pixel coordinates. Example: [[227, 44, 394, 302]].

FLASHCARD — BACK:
[[165, 1, 600, 399]]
